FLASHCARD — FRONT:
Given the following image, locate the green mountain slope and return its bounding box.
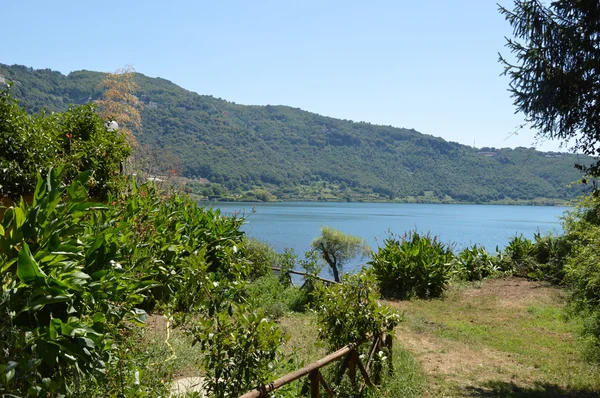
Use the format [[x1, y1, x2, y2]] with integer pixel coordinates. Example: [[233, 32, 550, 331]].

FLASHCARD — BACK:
[[0, 63, 589, 203]]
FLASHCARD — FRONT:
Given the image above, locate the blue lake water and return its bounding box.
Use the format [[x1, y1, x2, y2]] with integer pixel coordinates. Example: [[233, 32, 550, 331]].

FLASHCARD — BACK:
[[212, 202, 567, 275]]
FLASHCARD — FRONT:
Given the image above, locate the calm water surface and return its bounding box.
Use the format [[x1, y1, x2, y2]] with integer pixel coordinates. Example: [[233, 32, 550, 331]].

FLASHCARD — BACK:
[[213, 202, 567, 274]]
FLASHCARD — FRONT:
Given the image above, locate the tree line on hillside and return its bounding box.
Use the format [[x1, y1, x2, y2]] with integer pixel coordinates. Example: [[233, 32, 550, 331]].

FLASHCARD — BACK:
[[0, 63, 590, 204]]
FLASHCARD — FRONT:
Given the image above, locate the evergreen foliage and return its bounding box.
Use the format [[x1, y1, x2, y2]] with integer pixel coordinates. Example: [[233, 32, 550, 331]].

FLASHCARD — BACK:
[[500, 0, 600, 180]]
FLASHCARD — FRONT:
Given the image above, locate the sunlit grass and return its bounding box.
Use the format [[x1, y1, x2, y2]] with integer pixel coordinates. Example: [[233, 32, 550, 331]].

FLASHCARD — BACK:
[[388, 277, 600, 396]]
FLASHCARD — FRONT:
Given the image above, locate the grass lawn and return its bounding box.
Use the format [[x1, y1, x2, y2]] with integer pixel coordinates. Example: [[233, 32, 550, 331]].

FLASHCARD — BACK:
[[387, 277, 600, 397]]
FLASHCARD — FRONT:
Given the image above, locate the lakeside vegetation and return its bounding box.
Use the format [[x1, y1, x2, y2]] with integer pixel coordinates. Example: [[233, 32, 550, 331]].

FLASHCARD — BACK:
[[2, 1, 600, 394], [1, 93, 600, 395], [1, 65, 599, 396], [0, 63, 591, 205]]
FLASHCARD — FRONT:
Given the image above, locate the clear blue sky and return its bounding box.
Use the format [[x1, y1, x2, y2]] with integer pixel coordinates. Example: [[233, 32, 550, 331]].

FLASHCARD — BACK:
[[3, 0, 563, 151]]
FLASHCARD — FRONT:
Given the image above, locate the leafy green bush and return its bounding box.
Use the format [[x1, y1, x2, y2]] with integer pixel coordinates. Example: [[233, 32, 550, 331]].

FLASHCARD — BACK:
[[176, 247, 287, 397], [188, 305, 286, 397], [0, 166, 255, 395], [369, 231, 454, 299], [244, 274, 304, 319], [312, 270, 399, 396], [0, 87, 130, 200], [489, 232, 571, 283], [562, 196, 600, 361], [530, 233, 572, 283], [565, 230, 600, 361], [73, 177, 246, 313], [502, 235, 535, 276], [243, 238, 279, 280], [453, 245, 502, 281], [0, 168, 150, 396], [314, 269, 400, 351]]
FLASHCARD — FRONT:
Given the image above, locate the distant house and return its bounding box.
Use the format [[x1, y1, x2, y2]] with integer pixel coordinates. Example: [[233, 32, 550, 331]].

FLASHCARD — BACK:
[[147, 176, 165, 182], [478, 151, 497, 157], [0, 74, 6, 85]]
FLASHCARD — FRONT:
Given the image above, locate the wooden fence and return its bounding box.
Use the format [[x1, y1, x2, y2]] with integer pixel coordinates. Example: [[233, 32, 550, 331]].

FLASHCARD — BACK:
[[239, 333, 393, 398], [271, 267, 337, 285]]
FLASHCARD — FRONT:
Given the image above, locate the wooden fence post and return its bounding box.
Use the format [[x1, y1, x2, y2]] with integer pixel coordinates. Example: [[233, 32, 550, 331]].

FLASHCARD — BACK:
[[318, 372, 334, 398], [349, 350, 357, 383], [309, 370, 320, 398]]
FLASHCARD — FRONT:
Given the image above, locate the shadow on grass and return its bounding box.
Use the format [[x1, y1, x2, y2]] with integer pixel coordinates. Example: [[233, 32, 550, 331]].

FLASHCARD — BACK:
[[464, 381, 600, 397]]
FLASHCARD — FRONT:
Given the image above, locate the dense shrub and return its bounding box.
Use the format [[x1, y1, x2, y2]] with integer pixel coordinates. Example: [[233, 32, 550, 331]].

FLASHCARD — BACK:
[[501, 235, 535, 276], [0, 167, 255, 396], [453, 245, 502, 281], [314, 269, 400, 351], [177, 248, 288, 397], [564, 228, 600, 360], [187, 305, 286, 397], [102, 180, 246, 312], [530, 233, 572, 283], [500, 232, 572, 283], [244, 274, 304, 319], [562, 196, 600, 360], [243, 238, 279, 280], [0, 86, 291, 395], [369, 231, 454, 299], [0, 169, 151, 396], [0, 87, 130, 200]]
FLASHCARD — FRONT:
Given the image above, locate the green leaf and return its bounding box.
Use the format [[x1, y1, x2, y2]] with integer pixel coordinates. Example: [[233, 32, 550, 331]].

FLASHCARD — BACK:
[[14, 207, 26, 228], [92, 313, 106, 324], [60, 323, 75, 337], [33, 173, 45, 205], [1, 257, 17, 273], [17, 242, 47, 284], [67, 180, 88, 202], [25, 294, 71, 312], [3, 361, 17, 385], [49, 319, 62, 340], [70, 271, 91, 280]]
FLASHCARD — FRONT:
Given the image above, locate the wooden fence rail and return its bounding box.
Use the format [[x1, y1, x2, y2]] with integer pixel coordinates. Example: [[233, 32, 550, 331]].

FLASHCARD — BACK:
[[239, 334, 392, 398], [271, 267, 337, 285]]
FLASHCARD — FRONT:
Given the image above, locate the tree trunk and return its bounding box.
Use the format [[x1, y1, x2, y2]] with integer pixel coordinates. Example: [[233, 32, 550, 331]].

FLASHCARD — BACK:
[[322, 251, 340, 282], [331, 264, 340, 283]]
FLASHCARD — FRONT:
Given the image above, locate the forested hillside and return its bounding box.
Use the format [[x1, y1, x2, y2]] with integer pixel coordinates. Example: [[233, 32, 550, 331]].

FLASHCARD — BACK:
[[0, 63, 589, 203]]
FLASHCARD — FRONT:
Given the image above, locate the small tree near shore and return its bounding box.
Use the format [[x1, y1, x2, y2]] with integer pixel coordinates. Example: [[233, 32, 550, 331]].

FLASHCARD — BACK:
[[311, 226, 370, 282]]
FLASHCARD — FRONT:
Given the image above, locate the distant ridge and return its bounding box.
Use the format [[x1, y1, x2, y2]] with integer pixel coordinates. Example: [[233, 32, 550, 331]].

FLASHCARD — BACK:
[[0, 63, 588, 204]]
